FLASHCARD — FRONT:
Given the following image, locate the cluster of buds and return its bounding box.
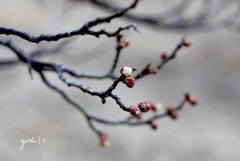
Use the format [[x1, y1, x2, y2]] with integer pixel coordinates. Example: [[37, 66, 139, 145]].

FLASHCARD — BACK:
[[160, 51, 168, 59], [166, 105, 178, 120], [182, 40, 191, 47], [146, 65, 158, 74], [138, 102, 151, 112], [99, 132, 111, 147], [184, 92, 198, 106], [120, 66, 136, 88], [148, 121, 158, 130], [115, 34, 130, 50]]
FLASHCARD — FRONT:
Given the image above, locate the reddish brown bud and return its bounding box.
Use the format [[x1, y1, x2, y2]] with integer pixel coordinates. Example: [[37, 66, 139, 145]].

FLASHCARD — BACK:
[[120, 66, 133, 77], [149, 102, 162, 111], [129, 105, 141, 116], [138, 102, 151, 112], [160, 51, 168, 59], [184, 92, 198, 106], [148, 121, 158, 130], [117, 34, 123, 41], [166, 105, 178, 120], [115, 44, 123, 50], [147, 66, 158, 74], [184, 92, 191, 101], [189, 96, 198, 106], [123, 77, 136, 88], [120, 40, 130, 47], [182, 40, 191, 47], [99, 132, 111, 147]]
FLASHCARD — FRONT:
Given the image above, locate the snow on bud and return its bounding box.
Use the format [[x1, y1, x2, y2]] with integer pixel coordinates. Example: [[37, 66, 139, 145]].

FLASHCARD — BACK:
[[99, 132, 111, 147], [120, 66, 133, 77], [129, 105, 141, 116], [138, 102, 151, 112], [149, 102, 162, 111], [147, 66, 158, 74]]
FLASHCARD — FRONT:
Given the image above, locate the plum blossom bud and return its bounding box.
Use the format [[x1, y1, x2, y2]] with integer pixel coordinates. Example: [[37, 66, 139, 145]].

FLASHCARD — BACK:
[[115, 44, 123, 50], [138, 102, 151, 112], [184, 92, 198, 106], [123, 77, 136, 88], [99, 132, 111, 147], [147, 66, 158, 74], [166, 105, 178, 120], [149, 102, 162, 111], [117, 34, 123, 41], [148, 121, 158, 130], [160, 51, 168, 59], [182, 40, 191, 47], [120, 66, 133, 77], [189, 96, 198, 106], [129, 105, 141, 116]]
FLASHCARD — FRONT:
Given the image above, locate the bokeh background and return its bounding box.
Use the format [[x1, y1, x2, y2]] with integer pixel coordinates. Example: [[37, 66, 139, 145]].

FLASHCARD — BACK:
[[0, 0, 240, 161]]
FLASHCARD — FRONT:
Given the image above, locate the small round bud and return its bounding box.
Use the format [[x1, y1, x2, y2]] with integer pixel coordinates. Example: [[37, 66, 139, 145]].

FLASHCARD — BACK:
[[166, 105, 178, 120], [138, 102, 151, 112], [129, 105, 141, 116], [160, 51, 168, 59], [184, 92, 191, 101], [189, 96, 198, 106], [99, 132, 111, 147], [120, 66, 133, 77], [184, 92, 198, 106], [115, 44, 123, 50], [147, 66, 158, 74], [148, 121, 158, 130], [123, 77, 136, 88], [182, 40, 191, 47], [149, 102, 162, 111]]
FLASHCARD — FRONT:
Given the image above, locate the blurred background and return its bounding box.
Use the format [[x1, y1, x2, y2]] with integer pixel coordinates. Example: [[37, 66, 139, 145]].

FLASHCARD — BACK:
[[0, 0, 240, 161]]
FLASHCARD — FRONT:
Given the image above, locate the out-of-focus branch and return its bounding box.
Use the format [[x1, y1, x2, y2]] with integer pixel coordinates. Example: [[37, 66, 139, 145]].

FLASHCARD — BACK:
[[0, 0, 139, 43], [86, 0, 240, 31]]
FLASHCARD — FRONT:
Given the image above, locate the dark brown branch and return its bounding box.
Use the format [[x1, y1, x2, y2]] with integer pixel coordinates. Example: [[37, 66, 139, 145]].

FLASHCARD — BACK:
[[0, 0, 139, 43], [134, 38, 185, 80]]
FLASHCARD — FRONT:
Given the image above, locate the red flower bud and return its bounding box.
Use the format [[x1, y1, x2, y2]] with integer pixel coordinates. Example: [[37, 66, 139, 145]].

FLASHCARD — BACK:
[[138, 102, 151, 112], [182, 40, 191, 47], [115, 44, 123, 50], [123, 77, 136, 88], [148, 121, 158, 130], [160, 51, 168, 59], [129, 105, 141, 116], [120, 66, 133, 77], [147, 66, 158, 74], [166, 105, 178, 120], [184, 92, 191, 101], [184, 92, 198, 106], [189, 96, 198, 106], [117, 34, 123, 41], [149, 102, 162, 111], [99, 132, 111, 147]]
